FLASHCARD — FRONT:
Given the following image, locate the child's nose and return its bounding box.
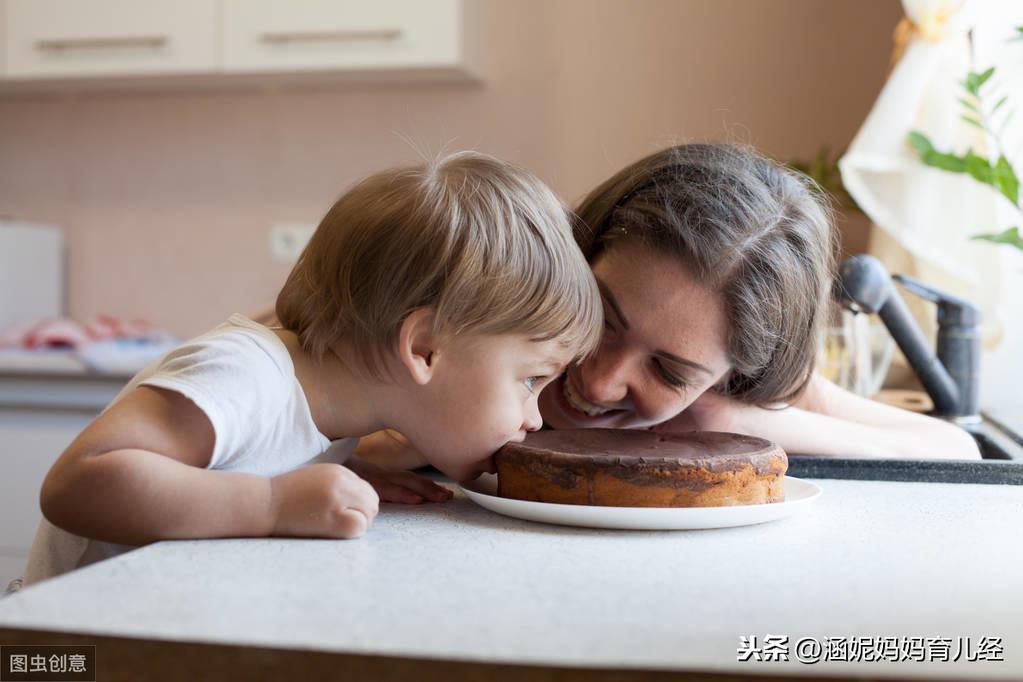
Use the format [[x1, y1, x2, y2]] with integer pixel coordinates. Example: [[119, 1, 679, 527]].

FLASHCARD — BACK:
[[523, 401, 543, 432]]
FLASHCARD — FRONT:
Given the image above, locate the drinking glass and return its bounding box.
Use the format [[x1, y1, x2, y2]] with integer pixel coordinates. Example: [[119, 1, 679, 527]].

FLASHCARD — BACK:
[[817, 309, 895, 397]]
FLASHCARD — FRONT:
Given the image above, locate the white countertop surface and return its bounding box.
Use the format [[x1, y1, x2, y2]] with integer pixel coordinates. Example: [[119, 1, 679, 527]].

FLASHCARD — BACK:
[[1, 477, 1021, 679]]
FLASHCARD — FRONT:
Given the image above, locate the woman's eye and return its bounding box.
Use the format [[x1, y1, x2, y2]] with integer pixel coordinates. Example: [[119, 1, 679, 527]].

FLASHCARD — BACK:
[[524, 376, 543, 392], [601, 304, 615, 332], [654, 360, 687, 389]]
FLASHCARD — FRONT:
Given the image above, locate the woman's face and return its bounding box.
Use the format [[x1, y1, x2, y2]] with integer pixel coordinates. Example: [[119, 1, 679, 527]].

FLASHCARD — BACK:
[[539, 240, 732, 430]]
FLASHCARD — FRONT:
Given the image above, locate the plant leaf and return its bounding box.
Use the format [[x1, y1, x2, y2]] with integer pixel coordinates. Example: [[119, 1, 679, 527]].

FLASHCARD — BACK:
[[812, 145, 828, 179], [961, 115, 985, 130], [999, 109, 1015, 136], [958, 97, 980, 113], [927, 151, 968, 173], [908, 131, 935, 155], [976, 67, 996, 89], [993, 155, 1021, 206], [971, 227, 1023, 251], [964, 150, 994, 184], [907, 132, 967, 173], [1000, 109, 1015, 132], [964, 67, 996, 96], [964, 75, 979, 96], [992, 95, 1009, 115]]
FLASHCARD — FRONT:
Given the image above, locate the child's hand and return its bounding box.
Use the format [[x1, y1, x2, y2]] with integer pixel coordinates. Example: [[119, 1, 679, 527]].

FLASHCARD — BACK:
[[344, 456, 453, 504], [269, 463, 380, 539]]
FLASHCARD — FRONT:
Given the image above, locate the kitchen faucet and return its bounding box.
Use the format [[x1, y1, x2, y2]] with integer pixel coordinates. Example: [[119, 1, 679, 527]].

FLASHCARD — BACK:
[[835, 255, 981, 424]]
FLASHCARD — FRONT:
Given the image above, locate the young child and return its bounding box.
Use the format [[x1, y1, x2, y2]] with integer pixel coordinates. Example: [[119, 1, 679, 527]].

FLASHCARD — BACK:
[[19, 151, 602, 587]]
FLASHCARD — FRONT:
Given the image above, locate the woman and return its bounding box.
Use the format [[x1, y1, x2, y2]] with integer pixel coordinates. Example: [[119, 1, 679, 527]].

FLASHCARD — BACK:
[[349, 143, 979, 496], [533, 143, 978, 460]]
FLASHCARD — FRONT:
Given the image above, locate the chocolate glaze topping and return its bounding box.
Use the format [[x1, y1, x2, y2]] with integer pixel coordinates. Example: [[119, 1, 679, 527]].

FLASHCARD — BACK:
[[498, 428, 785, 478]]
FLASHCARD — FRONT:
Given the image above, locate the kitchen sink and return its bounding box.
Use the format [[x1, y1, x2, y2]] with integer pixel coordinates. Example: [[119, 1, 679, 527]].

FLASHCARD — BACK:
[[787, 412, 1023, 485]]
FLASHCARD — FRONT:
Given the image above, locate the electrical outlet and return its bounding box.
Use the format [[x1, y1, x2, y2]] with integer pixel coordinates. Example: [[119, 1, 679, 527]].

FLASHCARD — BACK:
[[270, 224, 317, 263]]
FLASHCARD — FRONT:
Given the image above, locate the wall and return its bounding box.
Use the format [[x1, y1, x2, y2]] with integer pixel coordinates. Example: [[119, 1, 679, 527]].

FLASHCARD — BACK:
[[0, 0, 902, 337]]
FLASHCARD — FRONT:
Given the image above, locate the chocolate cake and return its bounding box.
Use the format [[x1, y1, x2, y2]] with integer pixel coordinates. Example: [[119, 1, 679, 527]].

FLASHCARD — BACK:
[[495, 429, 787, 507]]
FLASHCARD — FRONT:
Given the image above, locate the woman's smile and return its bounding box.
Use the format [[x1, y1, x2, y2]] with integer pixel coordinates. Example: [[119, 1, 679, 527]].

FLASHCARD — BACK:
[[542, 372, 629, 428], [563, 374, 614, 416]]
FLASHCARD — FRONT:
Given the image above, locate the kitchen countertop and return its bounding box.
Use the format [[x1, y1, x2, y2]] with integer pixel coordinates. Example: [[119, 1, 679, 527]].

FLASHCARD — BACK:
[[0, 477, 1020, 680], [0, 348, 134, 378], [0, 349, 132, 411]]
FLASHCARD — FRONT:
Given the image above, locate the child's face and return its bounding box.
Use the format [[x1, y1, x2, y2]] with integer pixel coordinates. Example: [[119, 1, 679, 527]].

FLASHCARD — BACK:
[[405, 333, 572, 482]]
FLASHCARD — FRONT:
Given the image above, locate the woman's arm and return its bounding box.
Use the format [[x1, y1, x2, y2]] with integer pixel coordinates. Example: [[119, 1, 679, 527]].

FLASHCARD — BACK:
[[782, 373, 979, 458], [656, 373, 980, 459]]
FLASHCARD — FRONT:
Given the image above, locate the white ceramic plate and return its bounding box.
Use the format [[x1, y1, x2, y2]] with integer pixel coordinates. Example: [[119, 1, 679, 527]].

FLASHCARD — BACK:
[[459, 474, 822, 530]]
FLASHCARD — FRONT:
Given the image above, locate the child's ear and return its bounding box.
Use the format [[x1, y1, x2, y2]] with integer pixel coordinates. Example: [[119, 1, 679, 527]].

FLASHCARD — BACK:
[[397, 307, 440, 386]]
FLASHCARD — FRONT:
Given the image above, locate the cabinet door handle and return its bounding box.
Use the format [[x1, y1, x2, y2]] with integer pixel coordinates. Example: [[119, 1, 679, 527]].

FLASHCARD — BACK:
[[35, 35, 169, 51], [259, 29, 402, 44]]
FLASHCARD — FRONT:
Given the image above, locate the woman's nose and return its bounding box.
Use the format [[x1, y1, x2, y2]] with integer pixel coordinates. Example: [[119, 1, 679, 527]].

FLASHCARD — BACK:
[[580, 346, 631, 405]]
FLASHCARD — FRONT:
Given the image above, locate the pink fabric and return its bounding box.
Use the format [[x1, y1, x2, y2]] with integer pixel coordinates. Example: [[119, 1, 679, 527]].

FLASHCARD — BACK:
[[0, 315, 165, 350]]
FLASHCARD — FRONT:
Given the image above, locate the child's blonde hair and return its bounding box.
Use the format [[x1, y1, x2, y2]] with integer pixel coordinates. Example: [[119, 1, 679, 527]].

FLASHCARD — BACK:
[[276, 151, 602, 378]]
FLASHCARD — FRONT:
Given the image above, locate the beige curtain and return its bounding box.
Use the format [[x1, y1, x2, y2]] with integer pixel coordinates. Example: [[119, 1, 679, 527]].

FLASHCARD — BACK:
[[839, 0, 1023, 409]]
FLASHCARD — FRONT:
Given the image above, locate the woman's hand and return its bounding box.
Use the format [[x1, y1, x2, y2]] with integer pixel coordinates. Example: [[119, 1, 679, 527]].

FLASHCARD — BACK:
[[344, 456, 452, 504], [354, 429, 430, 471], [269, 463, 380, 539]]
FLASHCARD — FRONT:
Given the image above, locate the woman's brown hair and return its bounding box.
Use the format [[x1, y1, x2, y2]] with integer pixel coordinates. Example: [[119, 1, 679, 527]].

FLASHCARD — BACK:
[[573, 143, 837, 405]]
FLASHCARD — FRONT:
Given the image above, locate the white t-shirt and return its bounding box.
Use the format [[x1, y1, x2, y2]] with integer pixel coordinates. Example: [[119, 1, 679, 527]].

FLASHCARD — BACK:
[[21, 314, 358, 586]]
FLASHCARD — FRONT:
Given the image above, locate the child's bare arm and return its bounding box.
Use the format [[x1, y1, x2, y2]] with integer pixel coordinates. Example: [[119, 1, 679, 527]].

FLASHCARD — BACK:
[[41, 386, 378, 545]]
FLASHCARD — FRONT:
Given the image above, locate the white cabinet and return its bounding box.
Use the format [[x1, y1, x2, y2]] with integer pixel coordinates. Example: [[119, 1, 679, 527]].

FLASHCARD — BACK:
[[0, 408, 97, 587], [0, 0, 483, 88], [3, 0, 219, 80], [223, 0, 469, 76], [0, 366, 126, 587]]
